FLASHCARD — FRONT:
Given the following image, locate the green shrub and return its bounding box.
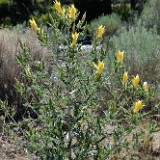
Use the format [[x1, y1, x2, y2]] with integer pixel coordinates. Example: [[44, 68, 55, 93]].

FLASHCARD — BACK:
[[13, 3, 158, 159], [108, 23, 160, 84], [112, 3, 133, 21], [140, 0, 160, 33], [89, 13, 121, 37]]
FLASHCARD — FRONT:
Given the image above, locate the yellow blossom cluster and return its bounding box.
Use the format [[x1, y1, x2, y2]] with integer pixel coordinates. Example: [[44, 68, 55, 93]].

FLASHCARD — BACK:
[[116, 50, 124, 63], [68, 4, 77, 20], [70, 32, 79, 47], [132, 74, 140, 88], [93, 60, 104, 75], [122, 71, 149, 92], [53, 0, 65, 15], [29, 18, 40, 32], [96, 25, 105, 38], [91, 49, 147, 114], [133, 100, 143, 113], [116, 53, 149, 113], [122, 72, 149, 113], [53, 1, 77, 21], [122, 72, 128, 84], [29, 18, 44, 35]]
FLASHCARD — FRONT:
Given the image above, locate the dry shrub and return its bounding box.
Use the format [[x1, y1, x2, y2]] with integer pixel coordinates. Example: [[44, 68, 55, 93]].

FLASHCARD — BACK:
[[0, 28, 51, 104]]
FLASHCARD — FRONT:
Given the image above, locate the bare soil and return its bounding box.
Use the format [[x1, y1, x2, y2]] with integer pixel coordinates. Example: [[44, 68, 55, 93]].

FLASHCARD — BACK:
[[0, 117, 159, 160]]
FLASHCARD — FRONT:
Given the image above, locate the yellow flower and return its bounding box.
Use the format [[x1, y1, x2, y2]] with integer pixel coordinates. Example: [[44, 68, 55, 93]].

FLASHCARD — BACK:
[[96, 25, 105, 38], [68, 4, 77, 20], [132, 74, 140, 88], [143, 82, 149, 92], [116, 50, 124, 63], [122, 71, 128, 84], [29, 18, 40, 31], [133, 100, 143, 113], [93, 60, 104, 75], [53, 0, 64, 14], [70, 32, 79, 47]]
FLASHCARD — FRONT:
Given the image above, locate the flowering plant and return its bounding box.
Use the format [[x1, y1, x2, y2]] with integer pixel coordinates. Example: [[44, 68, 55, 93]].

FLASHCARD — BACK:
[[12, 1, 158, 159]]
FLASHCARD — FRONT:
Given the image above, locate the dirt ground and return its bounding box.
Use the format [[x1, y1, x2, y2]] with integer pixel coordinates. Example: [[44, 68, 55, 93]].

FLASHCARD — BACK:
[[0, 119, 159, 160], [0, 134, 37, 160]]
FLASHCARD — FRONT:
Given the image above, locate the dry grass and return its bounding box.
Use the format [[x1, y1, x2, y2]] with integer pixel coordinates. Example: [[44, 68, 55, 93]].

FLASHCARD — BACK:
[[0, 135, 37, 160], [0, 28, 51, 104], [0, 29, 19, 104]]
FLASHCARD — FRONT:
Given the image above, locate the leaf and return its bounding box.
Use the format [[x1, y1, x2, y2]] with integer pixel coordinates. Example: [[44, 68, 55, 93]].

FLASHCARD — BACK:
[[52, 64, 66, 75]]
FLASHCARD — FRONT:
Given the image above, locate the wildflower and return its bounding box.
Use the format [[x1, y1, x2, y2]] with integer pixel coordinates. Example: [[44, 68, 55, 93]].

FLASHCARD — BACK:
[[70, 32, 79, 47], [93, 60, 104, 75], [29, 18, 40, 31], [132, 74, 140, 88], [143, 82, 149, 92], [68, 4, 77, 20], [96, 25, 105, 38], [122, 71, 128, 84], [53, 0, 64, 15], [133, 100, 143, 113], [116, 50, 124, 63]]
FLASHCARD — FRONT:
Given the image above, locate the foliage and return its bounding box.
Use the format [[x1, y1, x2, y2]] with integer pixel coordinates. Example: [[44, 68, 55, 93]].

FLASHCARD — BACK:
[[112, 3, 134, 21], [140, 0, 160, 33]]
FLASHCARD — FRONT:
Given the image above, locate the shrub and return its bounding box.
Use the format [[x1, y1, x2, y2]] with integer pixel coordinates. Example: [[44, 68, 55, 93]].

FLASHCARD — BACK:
[[11, 3, 158, 159], [112, 2, 133, 21], [140, 0, 160, 33], [107, 23, 160, 84], [89, 13, 121, 37]]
